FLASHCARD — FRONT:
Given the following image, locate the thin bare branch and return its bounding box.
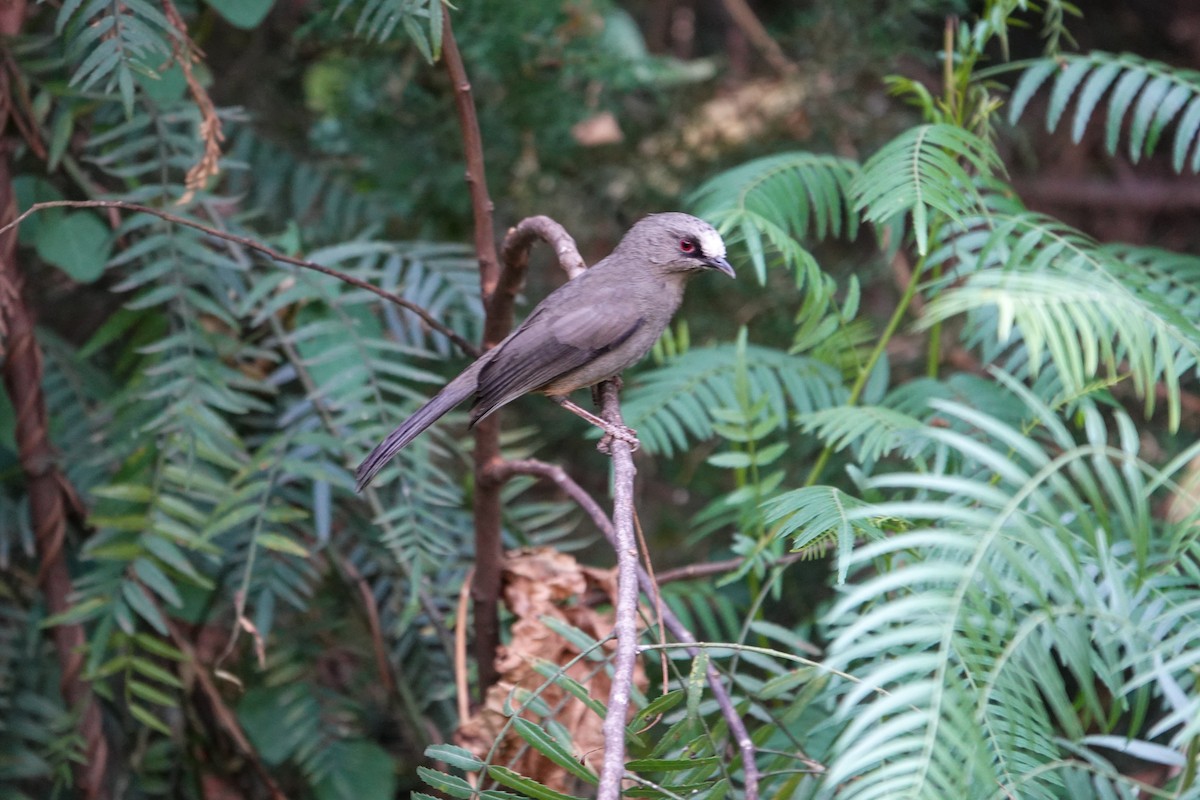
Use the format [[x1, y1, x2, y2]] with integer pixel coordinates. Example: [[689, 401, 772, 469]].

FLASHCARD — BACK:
[[488, 458, 613, 534], [596, 379, 641, 800], [656, 552, 806, 584], [0, 199, 480, 357]]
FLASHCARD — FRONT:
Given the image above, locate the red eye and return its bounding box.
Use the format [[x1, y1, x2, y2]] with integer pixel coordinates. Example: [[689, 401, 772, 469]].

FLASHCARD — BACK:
[[679, 239, 696, 254]]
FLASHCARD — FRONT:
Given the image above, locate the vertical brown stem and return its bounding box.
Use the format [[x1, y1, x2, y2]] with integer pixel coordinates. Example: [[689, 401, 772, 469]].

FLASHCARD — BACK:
[[440, 3, 504, 695], [441, 5, 499, 301], [470, 420, 503, 696], [0, 4, 111, 789], [0, 277, 112, 800]]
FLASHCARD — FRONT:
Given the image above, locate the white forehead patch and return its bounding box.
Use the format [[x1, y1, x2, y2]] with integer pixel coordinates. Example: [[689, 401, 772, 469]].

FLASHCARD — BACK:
[[699, 228, 726, 259]]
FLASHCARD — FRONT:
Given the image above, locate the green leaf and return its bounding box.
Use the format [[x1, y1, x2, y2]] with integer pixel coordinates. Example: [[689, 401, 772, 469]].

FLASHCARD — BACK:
[[90, 484, 155, 502], [256, 532, 309, 557], [134, 557, 183, 608], [624, 343, 844, 456], [121, 582, 168, 634], [762, 486, 885, 583], [630, 689, 684, 730], [204, 0, 274, 29], [512, 718, 598, 785], [129, 702, 172, 735], [417, 767, 476, 799], [424, 744, 484, 772], [238, 685, 320, 765], [530, 661, 608, 720], [133, 632, 185, 661], [690, 151, 858, 283], [1008, 59, 1057, 124], [35, 211, 113, 282], [539, 616, 608, 660], [758, 668, 816, 700], [1013, 52, 1200, 173], [129, 657, 184, 689], [486, 766, 588, 800], [42, 596, 107, 628], [706, 451, 753, 469], [48, 107, 75, 170], [134, 62, 189, 105], [1070, 60, 1121, 142], [686, 651, 708, 721], [128, 678, 176, 707]]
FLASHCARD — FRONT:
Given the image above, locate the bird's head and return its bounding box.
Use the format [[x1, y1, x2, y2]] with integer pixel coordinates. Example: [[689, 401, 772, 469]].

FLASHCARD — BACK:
[[622, 212, 736, 278]]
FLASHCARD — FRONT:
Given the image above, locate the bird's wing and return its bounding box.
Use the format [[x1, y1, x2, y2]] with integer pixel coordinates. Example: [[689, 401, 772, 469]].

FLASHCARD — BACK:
[[472, 287, 643, 423]]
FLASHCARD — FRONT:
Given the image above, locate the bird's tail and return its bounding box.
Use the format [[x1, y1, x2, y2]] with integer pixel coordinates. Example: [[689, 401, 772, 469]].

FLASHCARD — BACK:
[[355, 372, 475, 491]]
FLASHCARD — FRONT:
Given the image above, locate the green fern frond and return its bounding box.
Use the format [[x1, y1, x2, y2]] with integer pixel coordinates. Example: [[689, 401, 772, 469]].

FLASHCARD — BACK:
[[885, 373, 1030, 431], [0, 604, 78, 792], [799, 405, 926, 465], [225, 127, 395, 246], [660, 583, 747, 648], [819, 391, 1200, 799], [501, 475, 585, 550], [690, 152, 859, 283], [334, 0, 444, 59], [762, 486, 886, 583], [1009, 52, 1200, 171], [57, 0, 179, 114], [852, 124, 1003, 255], [1102, 242, 1200, 305], [971, 0, 1079, 59], [925, 212, 1200, 430], [249, 241, 478, 595], [622, 343, 846, 457]]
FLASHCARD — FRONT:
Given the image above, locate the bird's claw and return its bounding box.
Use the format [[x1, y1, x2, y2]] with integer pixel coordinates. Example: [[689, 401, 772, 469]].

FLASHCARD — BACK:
[[598, 424, 640, 454]]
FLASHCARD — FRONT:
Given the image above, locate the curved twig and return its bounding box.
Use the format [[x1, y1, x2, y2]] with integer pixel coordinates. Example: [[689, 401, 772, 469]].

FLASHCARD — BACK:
[[468, 213, 592, 694], [491, 449, 761, 798], [487, 458, 612, 533], [656, 552, 807, 585]]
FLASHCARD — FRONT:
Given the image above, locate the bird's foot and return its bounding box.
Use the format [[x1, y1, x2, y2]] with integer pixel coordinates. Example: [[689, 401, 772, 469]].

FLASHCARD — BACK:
[[552, 394, 639, 453], [598, 424, 640, 454]]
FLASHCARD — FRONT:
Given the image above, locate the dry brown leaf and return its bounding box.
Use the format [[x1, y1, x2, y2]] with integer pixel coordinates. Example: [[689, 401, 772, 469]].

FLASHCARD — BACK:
[[456, 548, 647, 793]]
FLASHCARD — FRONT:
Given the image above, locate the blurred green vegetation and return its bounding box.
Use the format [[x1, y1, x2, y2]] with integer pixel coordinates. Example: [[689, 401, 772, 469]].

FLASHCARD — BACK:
[[4, 1, 1200, 798]]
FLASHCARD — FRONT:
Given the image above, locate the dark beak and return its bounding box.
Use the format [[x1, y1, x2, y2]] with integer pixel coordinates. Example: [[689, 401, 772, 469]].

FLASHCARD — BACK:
[[704, 255, 736, 278]]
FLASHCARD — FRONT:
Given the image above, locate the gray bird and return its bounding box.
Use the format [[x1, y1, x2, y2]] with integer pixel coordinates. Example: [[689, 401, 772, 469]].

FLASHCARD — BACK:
[[356, 212, 734, 490]]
